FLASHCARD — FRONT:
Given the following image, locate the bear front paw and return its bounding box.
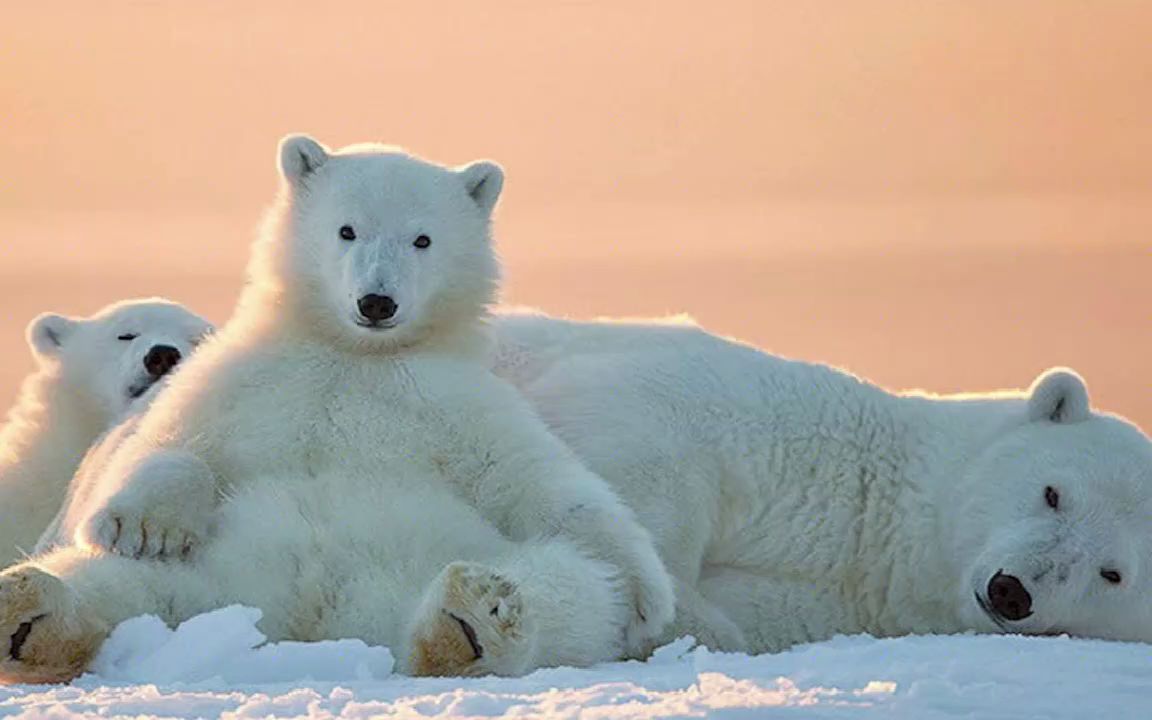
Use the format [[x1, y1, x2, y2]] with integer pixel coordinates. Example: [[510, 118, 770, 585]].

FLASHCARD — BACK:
[[85, 506, 205, 560], [82, 449, 217, 560], [619, 546, 677, 657]]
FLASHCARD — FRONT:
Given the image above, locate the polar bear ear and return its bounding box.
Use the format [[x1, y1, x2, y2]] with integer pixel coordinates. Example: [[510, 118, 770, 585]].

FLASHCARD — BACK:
[[27, 313, 78, 359], [457, 161, 504, 215], [1027, 368, 1091, 424], [279, 134, 330, 184]]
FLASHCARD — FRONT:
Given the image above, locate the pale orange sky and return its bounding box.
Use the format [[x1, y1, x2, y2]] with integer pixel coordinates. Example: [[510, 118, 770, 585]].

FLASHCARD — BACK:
[[1, 2, 1150, 426]]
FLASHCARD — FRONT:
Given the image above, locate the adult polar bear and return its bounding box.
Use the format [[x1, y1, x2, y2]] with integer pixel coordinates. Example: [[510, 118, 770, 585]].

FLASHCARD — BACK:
[[0, 299, 211, 568], [492, 313, 1152, 651], [0, 136, 673, 684]]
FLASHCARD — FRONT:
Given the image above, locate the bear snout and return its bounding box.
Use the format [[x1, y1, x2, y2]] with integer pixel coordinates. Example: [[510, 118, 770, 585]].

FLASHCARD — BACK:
[[357, 294, 398, 324], [143, 345, 182, 378], [987, 571, 1033, 621]]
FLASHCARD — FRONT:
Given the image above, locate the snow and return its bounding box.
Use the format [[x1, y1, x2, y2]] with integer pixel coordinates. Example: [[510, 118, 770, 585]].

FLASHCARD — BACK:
[[90, 607, 394, 685], [2, 605, 1149, 718]]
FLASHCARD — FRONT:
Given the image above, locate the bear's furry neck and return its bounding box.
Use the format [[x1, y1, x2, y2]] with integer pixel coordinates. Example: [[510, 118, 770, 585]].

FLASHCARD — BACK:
[[709, 354, 1029, 638], [866, 391, 1028, 635]]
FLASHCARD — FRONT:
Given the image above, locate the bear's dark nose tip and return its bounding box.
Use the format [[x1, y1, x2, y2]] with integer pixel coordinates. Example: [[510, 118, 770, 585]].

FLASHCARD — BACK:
[[143, 345, 182, 378], [987, 571, 1033, 621], [357, 294, 398, 323]]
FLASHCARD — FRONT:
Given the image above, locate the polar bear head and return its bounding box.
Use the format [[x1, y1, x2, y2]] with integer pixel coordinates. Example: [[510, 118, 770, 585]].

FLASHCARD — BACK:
[[953, 368, 1152, 642], [253, 134, 504, 353], [27, 298, 213, 422]]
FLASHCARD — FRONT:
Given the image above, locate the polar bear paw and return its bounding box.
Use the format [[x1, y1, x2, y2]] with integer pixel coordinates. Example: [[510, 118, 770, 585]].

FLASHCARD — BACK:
[[0, 566, 106, 685], [82, 449, 217, 560], [87, 503, 207, 560], [408, 562, 535, 677], [613, 537, 678, 657]]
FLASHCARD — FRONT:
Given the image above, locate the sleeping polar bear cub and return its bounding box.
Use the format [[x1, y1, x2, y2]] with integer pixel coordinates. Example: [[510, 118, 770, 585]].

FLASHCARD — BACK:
[[0, 136, 672, 684], [492, 313, 1152, 651], [0, 299, 211, 567]]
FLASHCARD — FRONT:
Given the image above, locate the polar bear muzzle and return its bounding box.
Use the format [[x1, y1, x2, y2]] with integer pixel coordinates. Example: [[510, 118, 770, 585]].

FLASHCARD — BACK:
[[985, 571, 1033, 621], [356, 294, 399, 326], [143, 345, 182, 378]]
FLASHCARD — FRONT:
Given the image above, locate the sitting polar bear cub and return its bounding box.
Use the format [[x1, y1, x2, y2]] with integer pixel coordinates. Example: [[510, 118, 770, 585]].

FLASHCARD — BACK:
[[0, 135, 673, 684], [0, 299, 211, 567], [493, 313, 1152, 651]]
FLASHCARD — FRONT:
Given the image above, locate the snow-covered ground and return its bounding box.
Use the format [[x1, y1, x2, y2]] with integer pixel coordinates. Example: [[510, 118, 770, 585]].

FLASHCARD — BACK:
[[1, 606, 1149, 719]]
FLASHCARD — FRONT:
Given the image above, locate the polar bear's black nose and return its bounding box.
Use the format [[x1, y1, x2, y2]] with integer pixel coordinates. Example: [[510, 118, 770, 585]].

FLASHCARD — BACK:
[[358, 294, 398, 322], [143, 345, 182, 378], [987, 572, 1033, 621]]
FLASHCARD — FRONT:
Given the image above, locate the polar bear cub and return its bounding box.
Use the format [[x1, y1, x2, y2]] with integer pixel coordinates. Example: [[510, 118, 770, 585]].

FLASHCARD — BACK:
[[0, 136, 673, 684], [0, 299, 211, 567]]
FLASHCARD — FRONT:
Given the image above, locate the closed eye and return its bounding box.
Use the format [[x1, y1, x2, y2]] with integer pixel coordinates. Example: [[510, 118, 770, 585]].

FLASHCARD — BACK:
[[117, 333, 138, 341]]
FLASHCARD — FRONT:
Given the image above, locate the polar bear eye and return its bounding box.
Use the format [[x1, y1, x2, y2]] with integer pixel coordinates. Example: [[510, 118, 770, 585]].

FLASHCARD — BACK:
[[117, 333, 138, 342], [339, 225, 357, 241], [1100, 569, 1122, 585], [413, 235, 431, 250], [1044, 486, 1060, 510]]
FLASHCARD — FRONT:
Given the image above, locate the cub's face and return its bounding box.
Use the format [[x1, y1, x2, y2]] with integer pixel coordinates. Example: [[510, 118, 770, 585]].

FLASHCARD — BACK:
[[275, 135, 503, 350], [28, 299, 213, 422], [953, 371, 1152, 643]]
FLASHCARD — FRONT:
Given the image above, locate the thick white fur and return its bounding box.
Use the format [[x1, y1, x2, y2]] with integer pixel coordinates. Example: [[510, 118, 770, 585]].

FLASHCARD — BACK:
[[0, 300, 211, 568], [491, 312, 1152, 651], [11, 136, 672, 678]]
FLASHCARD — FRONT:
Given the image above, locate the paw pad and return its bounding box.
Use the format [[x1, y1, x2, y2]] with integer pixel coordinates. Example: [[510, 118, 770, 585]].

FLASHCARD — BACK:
[[408, 562, 531, 677]]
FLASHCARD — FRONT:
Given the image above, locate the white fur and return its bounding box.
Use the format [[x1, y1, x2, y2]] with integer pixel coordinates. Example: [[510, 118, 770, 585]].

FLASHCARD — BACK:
[[490, 312, 1152, 652], [0, 299, 211, 567], [24, 136, 672, 677]]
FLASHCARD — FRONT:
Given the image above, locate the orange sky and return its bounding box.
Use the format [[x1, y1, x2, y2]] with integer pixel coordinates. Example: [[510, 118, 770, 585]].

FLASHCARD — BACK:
[[1, 2, 1150, 426]]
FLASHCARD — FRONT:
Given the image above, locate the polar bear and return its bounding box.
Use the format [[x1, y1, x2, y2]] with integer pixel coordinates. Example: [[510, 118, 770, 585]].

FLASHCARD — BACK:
[[0, 299, 212, 568], [0, 136, 673, 684], [491, 312, 1152, 651]]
